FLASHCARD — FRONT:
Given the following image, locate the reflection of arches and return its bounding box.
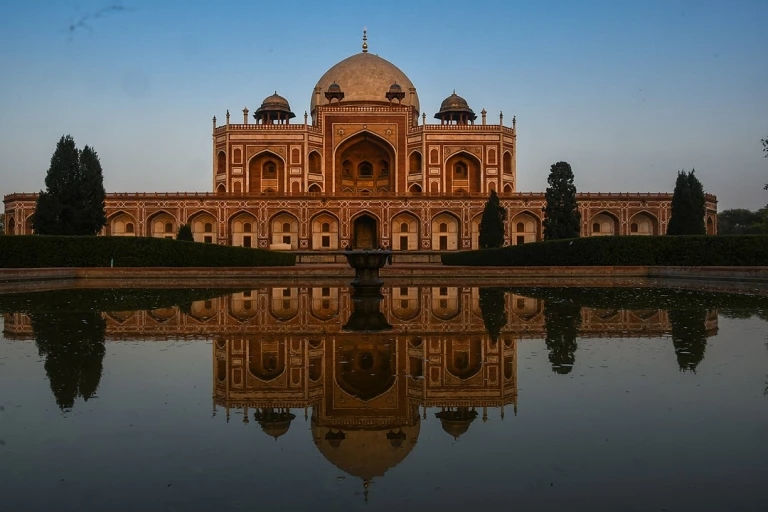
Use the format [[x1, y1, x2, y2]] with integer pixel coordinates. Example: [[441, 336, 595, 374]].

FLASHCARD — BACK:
[[335, 131, 395, 194], [147, 307, 177, 323], [147, 211, 177, 239], [335, 341, 396, 401], [351, 212, 378, 249], [229, 291, 258, 321], [392, 212, 419, 251], [248, 339, 285, 381], [628, 212, 658, 235], [392, 286, 420, 320], [311, 212, 339, 250], [107, 211, 137, 237], [431, 286, 460, 320], [590, 211, 619, 237], [409, 151, 422, 174], [309, 358, 323, 382], [510, 211, 539, 245], [270, 212, 298, 250], [445, 151, 481, 194], [189, 211, 217, 243], [189, 299, 217, 322], [308, 151, 322, 173], [446, 339, 483, 380], [248, 151, 285, 194], [230, 211, 257, 247], [270, 287, 298, 321], [310, 287, 339, 320], [431, 212, 460, 251]]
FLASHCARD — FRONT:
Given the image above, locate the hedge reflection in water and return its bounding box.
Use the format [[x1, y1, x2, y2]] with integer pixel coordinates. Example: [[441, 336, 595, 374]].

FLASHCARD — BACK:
[[7, 285, 766, 410]]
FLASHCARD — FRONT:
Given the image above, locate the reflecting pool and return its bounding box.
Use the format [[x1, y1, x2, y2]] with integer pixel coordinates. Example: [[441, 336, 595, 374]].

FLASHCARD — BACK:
[[1, 285, 767, 511]]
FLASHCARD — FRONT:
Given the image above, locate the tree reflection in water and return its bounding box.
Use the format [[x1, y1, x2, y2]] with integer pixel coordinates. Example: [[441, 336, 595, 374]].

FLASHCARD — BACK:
[[668, 308, 708, 372], [543, 300, 581, 374], [30, 311, 106, 410], [478, 287, 507, 343]]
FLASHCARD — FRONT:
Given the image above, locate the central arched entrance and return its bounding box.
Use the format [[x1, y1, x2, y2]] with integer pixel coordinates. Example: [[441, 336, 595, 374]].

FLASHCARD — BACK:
[[352, 214, 378, 249]]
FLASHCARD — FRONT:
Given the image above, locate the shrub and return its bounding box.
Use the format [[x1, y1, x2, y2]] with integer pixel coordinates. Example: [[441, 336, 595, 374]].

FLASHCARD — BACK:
[[0, 236, 295, 268], [441, 235, 768, 267]]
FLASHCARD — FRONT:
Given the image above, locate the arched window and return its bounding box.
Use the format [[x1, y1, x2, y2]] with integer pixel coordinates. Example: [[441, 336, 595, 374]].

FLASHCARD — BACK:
[[233, 148, 242, 164], [488, 148, 497, 164], [126, 223, 134, 233], [217, 151, 226, 174], [400, 222, 409, 232], [454, 162, 467, 178], [516, 222, 524, 232], [216, 184, 226, 194], [309, 152, 321, 173], [342, 159, 352, 177], [379, 160, 389, 176], [593, 223, 601, 233], [291, 148, 300, 163], [439, 222, 448, 233], [358, 161, 373, 177], [244, 222, 252, 232], [430, 148, 438, 164], [204, 222, 213, 232], [165, 222, 173, 233], [8, 217, 15, 234], [282, 222, 291, 233], [631, 223, 638, 233], [321, 222, 330, 232], [263, 162, 276, 178]]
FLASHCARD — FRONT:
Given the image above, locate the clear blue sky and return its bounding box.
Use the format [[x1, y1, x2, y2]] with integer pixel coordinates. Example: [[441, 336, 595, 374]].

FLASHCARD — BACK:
[[1, 0, 766, 210]]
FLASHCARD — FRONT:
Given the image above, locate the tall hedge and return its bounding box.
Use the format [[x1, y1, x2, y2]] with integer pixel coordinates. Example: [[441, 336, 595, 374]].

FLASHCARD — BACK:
[[0, 236, 295, 268], [441, 235, 768, 266]]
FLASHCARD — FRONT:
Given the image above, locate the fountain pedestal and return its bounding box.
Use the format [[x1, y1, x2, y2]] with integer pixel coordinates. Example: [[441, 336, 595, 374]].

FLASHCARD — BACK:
[[342, 250, 393, 332]]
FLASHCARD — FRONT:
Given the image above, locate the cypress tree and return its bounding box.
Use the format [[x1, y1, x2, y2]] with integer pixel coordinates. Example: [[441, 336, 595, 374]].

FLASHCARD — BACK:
[[32, 135, 107, 235], [177, 224, 194, 241], [478, 190, 507, 248], [667, 170, 706, 235], [543, 161, 581, 240]]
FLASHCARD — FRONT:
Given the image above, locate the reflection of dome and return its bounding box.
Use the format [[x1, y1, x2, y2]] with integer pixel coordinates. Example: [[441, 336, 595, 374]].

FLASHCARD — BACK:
[[311, 53, 420, 113], [312, 419, 420, 480], [435, 408, 478, 440], [254, 409, 296, 440]]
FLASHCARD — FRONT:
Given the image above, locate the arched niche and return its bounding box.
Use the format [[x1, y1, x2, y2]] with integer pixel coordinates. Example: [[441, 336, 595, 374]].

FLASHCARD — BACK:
[[248, 339, 286, 381], [431, 286, 460, 320], [270, 212, 299, 250], [446, 339, 483, 380], [590, 212, 619, 237], [391, 286, 420, 320], [629, 212, 658, 236], [445, 152, 481, 194], [335, 131, 395, 195], [311, 212, 339, 250], [409, 151, 422, 175], [216, 183, 226, 195], [229, 290, 258, 322], [216, 151, 226, 175], [408, 183, 422, 194], [189, 298, 217, 322], [7, 216, 15, 234], [107, 212, 137, 237], [308, 151, 322, 174], [503, 151, 513, 175], [147, 211, 177, 239], [510, 211, 539, 245], [391, 212, 419, 251], [335, 341, 396, 401], [470, 214, 483, 250], [706, 216, 715, 235], [307, 183, 322, 194], [270, 287, 299, 321], [431, 212, 460, 251], [351, 212, 379, 249], [189, 211, 217, 243], [249, 151, 285, 195], [310, 286, 339, 321], [230, 212, 257, 248]]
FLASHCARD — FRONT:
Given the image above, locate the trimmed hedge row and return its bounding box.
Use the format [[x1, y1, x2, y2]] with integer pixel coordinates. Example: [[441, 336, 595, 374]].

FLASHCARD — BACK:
[[441, 235, 768, 267], [0, 235, 295, 268]]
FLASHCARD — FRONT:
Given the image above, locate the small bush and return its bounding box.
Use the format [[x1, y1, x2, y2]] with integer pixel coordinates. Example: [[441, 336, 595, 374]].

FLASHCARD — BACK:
[[441, 235, 768, 267], [0, 236, 295, 268]]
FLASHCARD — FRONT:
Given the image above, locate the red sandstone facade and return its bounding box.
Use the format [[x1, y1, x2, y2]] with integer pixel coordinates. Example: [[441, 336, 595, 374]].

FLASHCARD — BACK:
[[2, 36, 718, 248]]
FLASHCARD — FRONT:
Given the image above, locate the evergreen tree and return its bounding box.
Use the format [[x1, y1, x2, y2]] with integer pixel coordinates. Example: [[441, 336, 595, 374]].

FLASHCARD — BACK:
[[478, 190, 507, 248], [0, 213, 4, 234], [666, 170, 706, 235], [543, 161, 581, 240], [32, 135, 107, 235], [177, 223, 194, 241], [762, 137, 767, 190]]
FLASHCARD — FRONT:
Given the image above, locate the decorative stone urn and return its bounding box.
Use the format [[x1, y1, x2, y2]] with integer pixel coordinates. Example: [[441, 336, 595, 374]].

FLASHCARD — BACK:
[[342, 249, 393, 332]]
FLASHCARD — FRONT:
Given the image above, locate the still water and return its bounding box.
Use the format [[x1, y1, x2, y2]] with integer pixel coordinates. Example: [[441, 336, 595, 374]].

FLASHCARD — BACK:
[[1, 284, 767, 511]]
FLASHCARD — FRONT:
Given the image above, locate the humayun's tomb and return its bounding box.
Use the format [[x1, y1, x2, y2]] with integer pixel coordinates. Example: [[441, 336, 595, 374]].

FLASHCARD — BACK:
[[3, 32, 718, 249]]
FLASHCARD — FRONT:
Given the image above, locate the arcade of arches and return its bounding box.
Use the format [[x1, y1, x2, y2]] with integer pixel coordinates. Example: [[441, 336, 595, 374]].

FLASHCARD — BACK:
[[2, 37, 718, 243]]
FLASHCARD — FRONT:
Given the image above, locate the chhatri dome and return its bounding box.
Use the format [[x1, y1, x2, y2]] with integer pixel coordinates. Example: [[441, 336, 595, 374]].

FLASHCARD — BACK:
[[310, 30, 420, 115]]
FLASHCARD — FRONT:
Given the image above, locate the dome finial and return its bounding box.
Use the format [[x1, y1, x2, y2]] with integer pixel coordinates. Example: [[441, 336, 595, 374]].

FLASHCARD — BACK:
[[362, 27, 368, 53]]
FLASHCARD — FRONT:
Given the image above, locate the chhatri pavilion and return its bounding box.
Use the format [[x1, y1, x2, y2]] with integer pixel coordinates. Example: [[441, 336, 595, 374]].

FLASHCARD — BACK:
[[3, 31, 718, 249]]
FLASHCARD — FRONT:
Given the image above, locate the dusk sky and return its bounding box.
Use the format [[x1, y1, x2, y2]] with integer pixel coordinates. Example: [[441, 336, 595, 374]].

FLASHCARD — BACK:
[[1, 0, 766, 210]]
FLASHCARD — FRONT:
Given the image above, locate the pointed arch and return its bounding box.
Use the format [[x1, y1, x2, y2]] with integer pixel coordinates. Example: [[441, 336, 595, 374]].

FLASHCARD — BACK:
[[229, 211, 258, 247], [408, 150, 423, 175], [431, 211, 460, 251], [629, 211, 658, 235], [187, 210, 217, 243], [216, 150, 226, 175], [248, 150, 286, 195], [590, 211, 619, 237], [147, 210, 178, 239], [307, 183, 322, 194], [335, 341, 396, 401], [269, 287, 299, 321], [510, 210, 541, 245], [269, 211, 299, 250], [392, 286, 420, 320], [446, 339, 483, 380], [408, 183, 422, 194], [431, 286, 460, 320], [350, 210, 381, 249], [470, 213, 484, 250], [310, 286, 339, 321], [503, 151, 513, 175], [392, 211, 420, 251], [308, 150, 322, 174], [7, 216, 16, 235], [445, 150, 482, 194], [106, 210, 137, 237], [334, 130, 396, 194], [310, 210, 340, 250], [248, 338, 286, 381]]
